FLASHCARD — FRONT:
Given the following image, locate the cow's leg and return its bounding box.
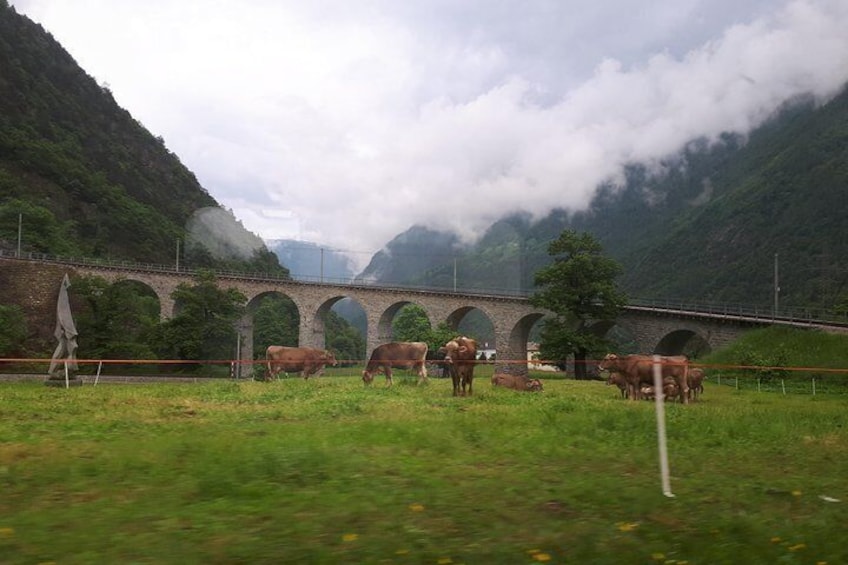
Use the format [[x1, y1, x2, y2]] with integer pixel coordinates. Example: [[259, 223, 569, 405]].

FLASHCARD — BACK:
[[385, 366, 393, 386], [627, 380, 639, 401], [416, 363, 428, 385], [466, 375, 473, 396]]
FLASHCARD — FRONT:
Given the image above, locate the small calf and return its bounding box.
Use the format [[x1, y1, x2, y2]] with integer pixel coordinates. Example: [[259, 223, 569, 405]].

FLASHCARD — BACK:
[[606, 370, 629, 399], [491, 373, 544, 392]]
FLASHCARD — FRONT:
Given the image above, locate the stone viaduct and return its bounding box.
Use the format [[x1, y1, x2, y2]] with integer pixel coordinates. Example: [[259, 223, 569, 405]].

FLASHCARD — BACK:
[[6, 255, 834, 373]]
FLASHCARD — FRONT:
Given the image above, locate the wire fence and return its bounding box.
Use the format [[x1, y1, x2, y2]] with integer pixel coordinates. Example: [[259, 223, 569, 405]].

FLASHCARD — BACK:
[[4, 356, 848, 395]]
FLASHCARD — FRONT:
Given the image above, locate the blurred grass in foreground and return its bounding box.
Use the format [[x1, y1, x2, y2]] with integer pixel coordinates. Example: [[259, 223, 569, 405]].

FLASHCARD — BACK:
[[1, 375, 846, 564]]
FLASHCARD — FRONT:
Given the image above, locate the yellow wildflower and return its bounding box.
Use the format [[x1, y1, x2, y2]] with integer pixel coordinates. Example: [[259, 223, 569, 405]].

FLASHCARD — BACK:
[[437, 558, 453, 564], [788, 543, 806, 552], [342, 533, 358, 542], [792, 490, 802, 497], [533, 553, 552, 562], [617, 522, 639, 532], [409, 503, 425, 512], [395, 549, 409, 555], [651, 552, 665, 561], [770, 537, 782, 544]]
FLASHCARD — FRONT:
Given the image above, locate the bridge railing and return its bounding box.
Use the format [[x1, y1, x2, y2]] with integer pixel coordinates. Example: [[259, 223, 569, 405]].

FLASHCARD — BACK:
[[627, 297, 848, 327], [0, 248, 532, 298], [3, 248, 847, 325]]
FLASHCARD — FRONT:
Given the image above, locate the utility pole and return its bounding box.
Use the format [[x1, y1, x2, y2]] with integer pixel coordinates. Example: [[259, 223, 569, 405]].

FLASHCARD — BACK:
[[175, 238, 180, 272], [453, 257, 457, 292], [773, 253, 779, 317], [16, 213, 22, 257]]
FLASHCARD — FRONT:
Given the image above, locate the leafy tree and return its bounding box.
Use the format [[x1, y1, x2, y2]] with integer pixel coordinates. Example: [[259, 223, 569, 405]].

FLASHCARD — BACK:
[[392, 304, 431, 342], [0, 303, 26, 356], [530, 230, 627, 379], [252, 294, 299, 358], [324, 310, 365, 366], [0, 198, 80, 255], [71, 275, 160, 363], [149, 271, 246, 369]]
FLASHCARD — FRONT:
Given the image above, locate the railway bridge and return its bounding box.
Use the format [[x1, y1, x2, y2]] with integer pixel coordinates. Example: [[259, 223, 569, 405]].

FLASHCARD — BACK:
[[3, 253, 844, 374]]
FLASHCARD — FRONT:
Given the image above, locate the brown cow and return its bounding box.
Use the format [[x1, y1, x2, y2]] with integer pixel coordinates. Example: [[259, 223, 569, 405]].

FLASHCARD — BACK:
[[598, 353, 690, 404], [442, 336, 478, 396], [362, 341, 428, 386], [688, 367, 706, 401], [491, 373, 543, 392], [265, 346, 337, 381]]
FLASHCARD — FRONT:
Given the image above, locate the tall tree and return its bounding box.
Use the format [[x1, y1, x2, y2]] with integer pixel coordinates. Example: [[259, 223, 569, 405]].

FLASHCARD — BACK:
[[0, 303, 26, 356], [324, 310, 365, 366], [252, 294, 299, 359], [150, 271, 246, 370], [71, 275, 160, 363], [392, 304, 431, 342], [530, 230, 627, 379]]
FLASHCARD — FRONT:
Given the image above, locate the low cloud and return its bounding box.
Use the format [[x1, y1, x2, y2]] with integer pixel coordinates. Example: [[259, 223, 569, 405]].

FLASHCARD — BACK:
[[12, 0, 848, 269]]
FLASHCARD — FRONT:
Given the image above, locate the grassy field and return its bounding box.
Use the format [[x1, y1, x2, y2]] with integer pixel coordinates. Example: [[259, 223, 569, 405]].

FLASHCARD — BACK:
[[2, 368, 847, 564]]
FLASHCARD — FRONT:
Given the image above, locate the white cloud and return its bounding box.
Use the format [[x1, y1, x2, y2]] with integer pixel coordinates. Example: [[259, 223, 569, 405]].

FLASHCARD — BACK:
[[10, 0, 848, 270]]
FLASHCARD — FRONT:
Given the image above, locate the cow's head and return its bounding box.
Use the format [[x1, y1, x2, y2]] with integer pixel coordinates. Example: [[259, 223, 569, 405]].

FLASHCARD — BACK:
[[442, 336, 477, 363], [323, 350, 338, 366], [598, 353, 618, 371], [362, 370, 374, 385], [527, 379, 544, 392]]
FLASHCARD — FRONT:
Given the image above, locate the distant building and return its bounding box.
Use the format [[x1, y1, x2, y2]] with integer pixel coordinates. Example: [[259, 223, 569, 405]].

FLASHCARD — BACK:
[[527, 342, 561, 372]]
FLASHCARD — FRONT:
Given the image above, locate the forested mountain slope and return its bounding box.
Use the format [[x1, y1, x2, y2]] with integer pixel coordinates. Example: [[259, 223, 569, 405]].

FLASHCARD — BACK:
[[364, 87, 848, 312], [0, 2, 286, 274]]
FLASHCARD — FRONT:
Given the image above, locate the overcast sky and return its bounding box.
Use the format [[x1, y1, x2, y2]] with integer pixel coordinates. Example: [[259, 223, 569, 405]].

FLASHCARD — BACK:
[[10, 0, 848, 267]]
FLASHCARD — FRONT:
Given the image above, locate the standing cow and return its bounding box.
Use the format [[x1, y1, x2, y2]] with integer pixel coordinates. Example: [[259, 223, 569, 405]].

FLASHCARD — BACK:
[[362, 341, 429, 386], [442, 336, 478, 396], [598, 353, 690, 404], [688, 367, 706, 401], [265, 346, 338, 381]]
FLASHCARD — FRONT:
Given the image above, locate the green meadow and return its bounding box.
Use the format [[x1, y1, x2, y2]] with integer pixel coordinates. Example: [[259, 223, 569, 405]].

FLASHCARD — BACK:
[[1, 369, 847, 564]]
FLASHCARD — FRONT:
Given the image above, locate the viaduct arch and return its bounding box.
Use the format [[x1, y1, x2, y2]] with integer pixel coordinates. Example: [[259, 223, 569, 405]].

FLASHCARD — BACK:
[[7, 256, 842, 373], [41, 261, 547, 374]]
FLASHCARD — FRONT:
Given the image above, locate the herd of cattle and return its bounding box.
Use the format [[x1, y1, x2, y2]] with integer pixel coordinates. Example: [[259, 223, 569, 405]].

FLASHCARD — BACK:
[[264, 342, 704, 401], [600, 353, 706, 403]]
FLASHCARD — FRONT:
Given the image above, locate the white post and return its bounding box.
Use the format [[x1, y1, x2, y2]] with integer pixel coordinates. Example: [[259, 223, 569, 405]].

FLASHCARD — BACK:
[[653, 355, 674, 498], [812, 377, 816, 396], [235, 333, 241, 379], [781, 380, 786, 395], [64, 361, 69, 389], [94, 361, 103, 386]]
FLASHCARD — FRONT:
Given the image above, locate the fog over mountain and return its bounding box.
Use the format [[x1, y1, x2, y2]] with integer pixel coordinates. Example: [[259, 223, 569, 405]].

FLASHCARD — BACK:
[[11, 0, 848, 271]]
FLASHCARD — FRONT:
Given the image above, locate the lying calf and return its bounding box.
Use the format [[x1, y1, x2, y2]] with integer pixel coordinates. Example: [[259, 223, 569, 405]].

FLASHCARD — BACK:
[[491, 373, 544, 392]]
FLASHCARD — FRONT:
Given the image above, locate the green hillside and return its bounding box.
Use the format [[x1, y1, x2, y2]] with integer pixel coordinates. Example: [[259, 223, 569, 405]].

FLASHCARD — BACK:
[[370, 87, 848, 314], [0, 2, 287, 275]]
